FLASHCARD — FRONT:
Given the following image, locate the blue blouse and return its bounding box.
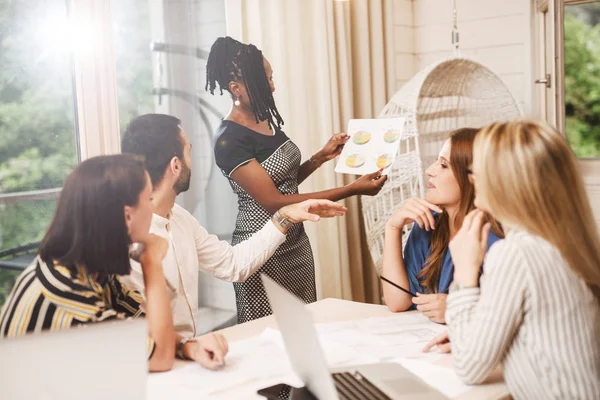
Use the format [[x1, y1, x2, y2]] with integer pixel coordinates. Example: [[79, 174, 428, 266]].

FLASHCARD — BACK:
[[403, 222, 502, 304]]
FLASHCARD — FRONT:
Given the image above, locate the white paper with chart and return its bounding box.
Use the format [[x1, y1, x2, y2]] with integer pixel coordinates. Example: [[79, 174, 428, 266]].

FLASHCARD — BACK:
[[335, 117, 405, 175]]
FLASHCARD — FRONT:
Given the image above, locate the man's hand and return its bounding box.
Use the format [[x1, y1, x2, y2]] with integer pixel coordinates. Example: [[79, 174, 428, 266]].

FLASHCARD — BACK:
[[183, 332, 229, 370]]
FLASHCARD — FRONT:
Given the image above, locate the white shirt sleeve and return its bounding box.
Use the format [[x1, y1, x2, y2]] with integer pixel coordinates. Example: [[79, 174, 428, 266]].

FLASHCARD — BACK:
[[194, 219, 286, 282], [446, 240, 528, 385]]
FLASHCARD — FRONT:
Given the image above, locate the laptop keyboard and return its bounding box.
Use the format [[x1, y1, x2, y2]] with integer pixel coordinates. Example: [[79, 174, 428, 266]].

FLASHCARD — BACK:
[[332, 371, 392, 400]]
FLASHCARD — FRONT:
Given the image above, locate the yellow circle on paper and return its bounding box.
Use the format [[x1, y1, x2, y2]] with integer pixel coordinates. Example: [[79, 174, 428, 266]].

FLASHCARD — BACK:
[[345, 153, 366, 168], [352, 131, 372, 145], [383, 129, 401, 143], [376, 154, 392, 169]]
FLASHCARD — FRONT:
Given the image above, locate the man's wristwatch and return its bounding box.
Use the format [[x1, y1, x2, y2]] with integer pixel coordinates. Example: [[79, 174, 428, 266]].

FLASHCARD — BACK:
[[273, 210, 294, 230], [177, 337, 194, 359]]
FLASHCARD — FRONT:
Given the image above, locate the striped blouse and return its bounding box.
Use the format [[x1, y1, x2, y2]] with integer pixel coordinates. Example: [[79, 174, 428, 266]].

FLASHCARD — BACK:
[[0, 256, 154, 357], [447, 230, 600, 400]]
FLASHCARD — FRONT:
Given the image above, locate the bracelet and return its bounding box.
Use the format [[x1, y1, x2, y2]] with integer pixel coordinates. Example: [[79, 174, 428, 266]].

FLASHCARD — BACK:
[[308, 155, 321, 168]]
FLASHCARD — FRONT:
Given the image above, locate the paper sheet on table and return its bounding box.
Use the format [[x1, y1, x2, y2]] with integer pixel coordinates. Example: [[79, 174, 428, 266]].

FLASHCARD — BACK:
[[147, 330, 294, 400], [317, 314, 446, 346], [354, 314, 446, 344], [265, 313, 447, 368], [315, 314, 447, 361], [395, 358, 473, 398], [351, 312, 433, 334], [263, 327, 378, 367]]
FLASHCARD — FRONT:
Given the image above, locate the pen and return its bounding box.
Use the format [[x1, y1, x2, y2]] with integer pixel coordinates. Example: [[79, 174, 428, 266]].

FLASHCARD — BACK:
[[380, 275, 416, 297]]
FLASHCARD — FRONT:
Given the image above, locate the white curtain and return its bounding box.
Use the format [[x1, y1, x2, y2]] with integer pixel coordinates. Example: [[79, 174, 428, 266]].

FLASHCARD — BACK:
[[224, 0, 392, 303], [70, 0, 121, 159]]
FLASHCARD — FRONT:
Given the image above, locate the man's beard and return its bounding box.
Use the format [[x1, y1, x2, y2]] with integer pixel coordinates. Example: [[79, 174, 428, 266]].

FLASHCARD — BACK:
[[174, 164, 191, 194]]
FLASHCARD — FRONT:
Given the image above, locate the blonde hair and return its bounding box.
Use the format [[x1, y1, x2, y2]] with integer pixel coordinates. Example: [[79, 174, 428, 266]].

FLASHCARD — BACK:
[[474, 120, 600, 298]]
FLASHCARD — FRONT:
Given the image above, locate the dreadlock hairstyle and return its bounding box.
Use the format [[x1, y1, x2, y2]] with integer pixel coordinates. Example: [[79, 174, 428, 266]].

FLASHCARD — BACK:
[[205, 36, 284, 131]]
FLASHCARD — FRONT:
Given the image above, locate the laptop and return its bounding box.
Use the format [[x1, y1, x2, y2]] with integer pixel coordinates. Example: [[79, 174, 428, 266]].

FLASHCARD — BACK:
[[261, 274, 447, 400], [0, 319, 148, 400]]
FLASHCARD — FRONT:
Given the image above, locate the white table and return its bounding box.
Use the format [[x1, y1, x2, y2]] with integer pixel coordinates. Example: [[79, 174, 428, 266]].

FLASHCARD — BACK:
[[168, 298, 510, 399]]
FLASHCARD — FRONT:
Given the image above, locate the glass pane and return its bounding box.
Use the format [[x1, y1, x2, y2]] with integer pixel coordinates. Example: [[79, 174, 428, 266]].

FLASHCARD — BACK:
[[112, 0, 154, 130], [0, 0, 79, 304], [111, 0, 240, 317], [564, 2, 600, 158]]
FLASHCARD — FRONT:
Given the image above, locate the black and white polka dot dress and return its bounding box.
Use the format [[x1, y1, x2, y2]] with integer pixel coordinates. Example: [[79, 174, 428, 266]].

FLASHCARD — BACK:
[[214, 120, 316, 323]]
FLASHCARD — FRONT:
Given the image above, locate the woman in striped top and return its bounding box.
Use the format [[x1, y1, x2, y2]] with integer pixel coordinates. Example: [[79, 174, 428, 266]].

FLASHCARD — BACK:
[[445, 121, 600, 399], [0, 155, 227, 372]]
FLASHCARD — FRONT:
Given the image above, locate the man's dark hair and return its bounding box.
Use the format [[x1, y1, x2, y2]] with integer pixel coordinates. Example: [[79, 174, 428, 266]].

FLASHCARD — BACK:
[[205, 36, 284, 131], [39, 154, 147, 276], [121, 114, 183, 187]]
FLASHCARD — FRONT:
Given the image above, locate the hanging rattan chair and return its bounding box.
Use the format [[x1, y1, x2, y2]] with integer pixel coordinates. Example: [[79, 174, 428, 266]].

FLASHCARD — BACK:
[[362, 57, 522, 274]]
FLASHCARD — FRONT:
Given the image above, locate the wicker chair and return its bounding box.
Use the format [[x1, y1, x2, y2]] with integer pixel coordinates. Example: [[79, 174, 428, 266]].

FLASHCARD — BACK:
[[362, 58, 522, 274]]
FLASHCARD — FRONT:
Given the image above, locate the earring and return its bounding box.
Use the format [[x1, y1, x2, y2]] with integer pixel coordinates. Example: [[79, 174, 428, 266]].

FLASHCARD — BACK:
[[234, 97, 241, 106]]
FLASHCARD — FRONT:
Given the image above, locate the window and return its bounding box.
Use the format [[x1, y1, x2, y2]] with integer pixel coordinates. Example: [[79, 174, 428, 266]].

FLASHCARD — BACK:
[[110, 0, 237, 243], [0, 0, 79, 305], [111, 0, 154, 130], [111, 0, 239, 317], [535, 0, 600, 228], [536, 0, 600, 159], [0, 0, 239, 321], [562, 1, 600, 158]]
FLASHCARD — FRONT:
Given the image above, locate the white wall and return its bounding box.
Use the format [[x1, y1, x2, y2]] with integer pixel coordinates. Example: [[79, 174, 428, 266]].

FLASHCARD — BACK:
[[391, 0, 416, 92], [391, 0, 533, 113]]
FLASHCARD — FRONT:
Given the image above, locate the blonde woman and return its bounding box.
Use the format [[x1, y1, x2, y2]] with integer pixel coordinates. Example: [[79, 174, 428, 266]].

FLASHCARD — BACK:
[[445, 121, 600, 399]]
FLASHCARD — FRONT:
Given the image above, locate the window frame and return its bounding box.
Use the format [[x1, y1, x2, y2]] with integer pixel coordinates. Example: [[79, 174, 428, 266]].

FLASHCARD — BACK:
[[559, 0, 600, 171], [536, 0, 600, 166]]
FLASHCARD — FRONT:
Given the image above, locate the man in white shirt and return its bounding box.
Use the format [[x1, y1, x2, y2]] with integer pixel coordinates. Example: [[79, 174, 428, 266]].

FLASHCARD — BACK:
[[121, 114, 345, 369]]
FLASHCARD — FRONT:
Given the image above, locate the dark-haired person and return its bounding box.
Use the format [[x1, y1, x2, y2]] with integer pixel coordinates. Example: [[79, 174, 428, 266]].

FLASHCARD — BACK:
[[121, 114, 348, 338], [206, 36, 387, 323], [381, 128, 503, 324], [0, 155, 228, 372]]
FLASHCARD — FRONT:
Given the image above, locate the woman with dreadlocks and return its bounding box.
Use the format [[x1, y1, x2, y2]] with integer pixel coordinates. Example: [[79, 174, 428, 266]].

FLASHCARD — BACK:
[[207, 36, 386, 323]]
